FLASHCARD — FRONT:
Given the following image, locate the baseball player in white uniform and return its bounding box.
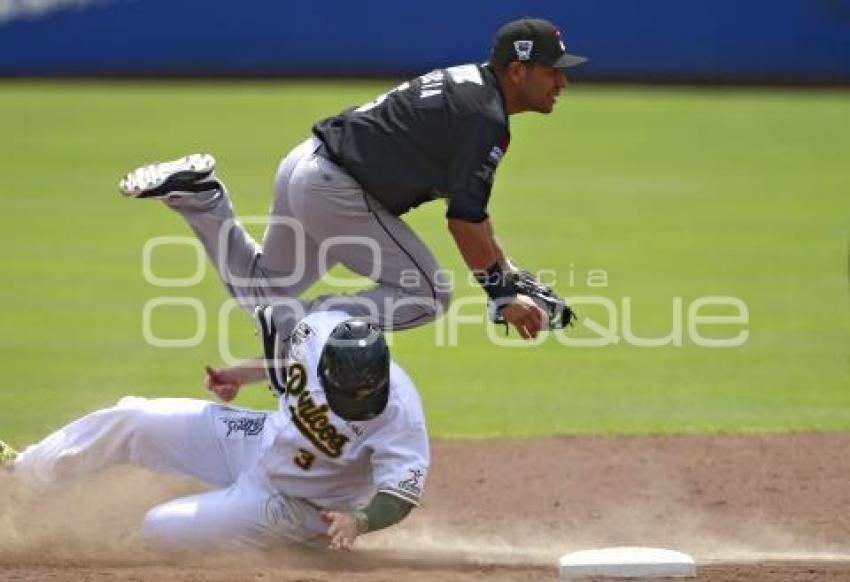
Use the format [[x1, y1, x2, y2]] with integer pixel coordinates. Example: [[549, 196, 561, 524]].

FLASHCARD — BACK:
[[1, 310, 430, 551]]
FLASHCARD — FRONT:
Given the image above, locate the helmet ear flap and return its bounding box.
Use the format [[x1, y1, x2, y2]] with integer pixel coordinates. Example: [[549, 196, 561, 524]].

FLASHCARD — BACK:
[[319, 319, 390, 421]]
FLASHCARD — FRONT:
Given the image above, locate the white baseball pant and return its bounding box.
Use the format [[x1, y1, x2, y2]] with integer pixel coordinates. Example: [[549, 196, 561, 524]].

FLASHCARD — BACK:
[[14, 397, 326, 550]]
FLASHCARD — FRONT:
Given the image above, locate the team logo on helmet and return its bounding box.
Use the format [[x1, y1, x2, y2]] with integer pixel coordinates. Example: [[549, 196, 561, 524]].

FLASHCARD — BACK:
[[514, 40, 534, 61]]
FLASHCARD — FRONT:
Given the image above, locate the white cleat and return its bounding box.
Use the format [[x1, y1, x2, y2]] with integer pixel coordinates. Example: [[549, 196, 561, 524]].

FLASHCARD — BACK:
[[119, 153, 217, 200]]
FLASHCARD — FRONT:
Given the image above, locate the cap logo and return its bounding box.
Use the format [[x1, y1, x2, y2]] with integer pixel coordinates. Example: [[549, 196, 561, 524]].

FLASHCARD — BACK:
[[554, 28, 566, 52], [513, 40, 534, 61]]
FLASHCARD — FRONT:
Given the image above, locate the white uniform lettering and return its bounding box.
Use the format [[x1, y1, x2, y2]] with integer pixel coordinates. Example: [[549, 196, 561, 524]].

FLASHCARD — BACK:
[[418, 70, 445, 99], [447, 64, 483, 85], [355, 81, 411, 113], [263, 311, 430, 509]]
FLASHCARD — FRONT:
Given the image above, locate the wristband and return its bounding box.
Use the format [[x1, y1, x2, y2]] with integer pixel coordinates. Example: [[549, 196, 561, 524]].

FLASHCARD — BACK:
[[473, 262, 519, 301], [358, 492, 413, 534]]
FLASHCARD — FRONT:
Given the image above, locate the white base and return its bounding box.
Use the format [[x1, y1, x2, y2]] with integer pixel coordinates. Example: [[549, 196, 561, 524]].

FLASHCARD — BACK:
[[559, 546, 696, 578]]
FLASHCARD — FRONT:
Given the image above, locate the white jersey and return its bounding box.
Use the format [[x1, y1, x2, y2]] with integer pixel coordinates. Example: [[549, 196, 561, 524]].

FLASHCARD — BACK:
[[259, 311, 430, 510]]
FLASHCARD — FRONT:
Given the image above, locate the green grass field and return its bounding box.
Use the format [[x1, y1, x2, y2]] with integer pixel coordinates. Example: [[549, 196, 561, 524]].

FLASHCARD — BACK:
[[1, 80, 848, 445]]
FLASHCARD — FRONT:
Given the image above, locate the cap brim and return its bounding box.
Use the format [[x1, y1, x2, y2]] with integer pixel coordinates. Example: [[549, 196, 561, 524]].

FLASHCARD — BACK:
[[553, 53, 588, 68]]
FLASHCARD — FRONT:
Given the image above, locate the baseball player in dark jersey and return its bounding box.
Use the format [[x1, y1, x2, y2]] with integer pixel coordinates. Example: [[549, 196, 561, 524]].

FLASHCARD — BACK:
[[120, 17, 585, 343]]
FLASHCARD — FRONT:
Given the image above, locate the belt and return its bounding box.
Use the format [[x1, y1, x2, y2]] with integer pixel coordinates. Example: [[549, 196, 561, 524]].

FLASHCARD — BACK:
[[315, 141, 343, 167]]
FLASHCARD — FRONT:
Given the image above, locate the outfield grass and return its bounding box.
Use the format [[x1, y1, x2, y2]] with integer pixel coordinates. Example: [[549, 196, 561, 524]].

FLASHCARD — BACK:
[[1, 80, 848, 444]]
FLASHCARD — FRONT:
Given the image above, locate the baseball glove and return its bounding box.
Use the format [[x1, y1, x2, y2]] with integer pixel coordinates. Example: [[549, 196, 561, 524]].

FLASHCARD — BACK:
[[489, 270, 577, 333]]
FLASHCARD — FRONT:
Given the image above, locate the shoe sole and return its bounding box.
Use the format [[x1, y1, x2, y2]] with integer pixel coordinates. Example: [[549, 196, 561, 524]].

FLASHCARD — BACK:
[[119, 153, 216, 199]]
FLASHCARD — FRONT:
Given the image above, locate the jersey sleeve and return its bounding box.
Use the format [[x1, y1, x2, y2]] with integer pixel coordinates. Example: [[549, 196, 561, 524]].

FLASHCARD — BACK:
[[445, 113, 509, 223], [370, 418, 430, 506]]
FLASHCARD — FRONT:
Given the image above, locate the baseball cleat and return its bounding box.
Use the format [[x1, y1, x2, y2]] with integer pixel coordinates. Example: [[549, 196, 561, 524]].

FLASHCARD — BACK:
[[119, 153, 218, 200], [0, 438, 18, 468]]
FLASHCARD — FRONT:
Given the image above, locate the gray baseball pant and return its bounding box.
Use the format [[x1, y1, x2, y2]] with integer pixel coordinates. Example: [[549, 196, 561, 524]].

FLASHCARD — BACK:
[[166, 137, 450, 338]]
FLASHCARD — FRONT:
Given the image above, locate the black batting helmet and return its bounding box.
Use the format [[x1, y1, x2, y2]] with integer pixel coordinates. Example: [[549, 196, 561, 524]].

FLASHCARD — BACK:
[[318, 319, 390, 421]]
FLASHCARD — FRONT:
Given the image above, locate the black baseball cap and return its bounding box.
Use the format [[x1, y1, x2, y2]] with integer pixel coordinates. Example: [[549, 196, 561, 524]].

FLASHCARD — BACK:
[[489, 18, 587, 69]]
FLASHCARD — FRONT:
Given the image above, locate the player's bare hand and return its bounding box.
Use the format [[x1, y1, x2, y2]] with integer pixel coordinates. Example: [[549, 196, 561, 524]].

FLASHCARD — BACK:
[[501, 295, 547, 339], [321, 510, 358, 550], [204, 366, 241, 402]]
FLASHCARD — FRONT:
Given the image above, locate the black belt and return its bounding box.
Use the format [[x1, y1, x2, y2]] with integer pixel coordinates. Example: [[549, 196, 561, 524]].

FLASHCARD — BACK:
[[315, 141, 343, 167]]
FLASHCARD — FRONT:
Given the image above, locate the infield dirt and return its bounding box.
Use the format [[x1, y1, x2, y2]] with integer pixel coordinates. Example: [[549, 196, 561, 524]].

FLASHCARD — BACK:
[[1, 433, 848, 581]]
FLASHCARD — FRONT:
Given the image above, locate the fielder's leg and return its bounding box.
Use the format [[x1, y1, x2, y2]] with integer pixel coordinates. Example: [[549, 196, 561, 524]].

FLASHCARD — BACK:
[[119, 146, 323, 312], [277, 140, 451, 332]]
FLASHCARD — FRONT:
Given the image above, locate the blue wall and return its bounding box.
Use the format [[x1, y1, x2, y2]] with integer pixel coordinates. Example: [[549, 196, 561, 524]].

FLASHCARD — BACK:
[[1, 0, 848, 82]]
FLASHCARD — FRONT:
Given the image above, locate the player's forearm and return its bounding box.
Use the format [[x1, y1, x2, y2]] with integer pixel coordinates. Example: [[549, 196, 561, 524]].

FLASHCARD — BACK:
[[447, 217, 506, 272], [485, 221, 517, 271], [352, 492, 414, 534], [225, 357, 268, 385]]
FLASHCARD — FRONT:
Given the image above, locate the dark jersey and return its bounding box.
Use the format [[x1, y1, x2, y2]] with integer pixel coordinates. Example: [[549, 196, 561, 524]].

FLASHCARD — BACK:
[[312, 63, 510, 222]]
